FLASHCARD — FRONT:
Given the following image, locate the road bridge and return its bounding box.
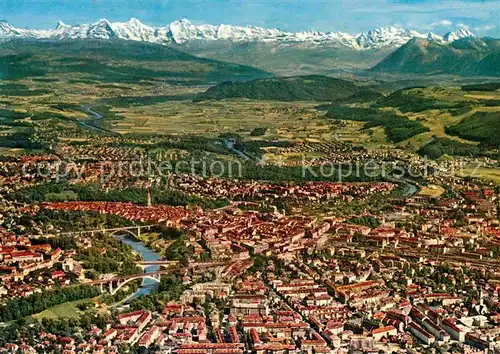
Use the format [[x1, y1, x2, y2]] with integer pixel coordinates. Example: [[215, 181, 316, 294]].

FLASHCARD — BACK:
[[57, 225, 154, 239], [134, 260, 179, 270], [86, 261, 230, 294], [88, 269, 168, 295]]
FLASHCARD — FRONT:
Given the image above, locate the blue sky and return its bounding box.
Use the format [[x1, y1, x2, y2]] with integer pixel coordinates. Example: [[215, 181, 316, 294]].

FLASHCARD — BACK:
[[2, 0, 500, 36]]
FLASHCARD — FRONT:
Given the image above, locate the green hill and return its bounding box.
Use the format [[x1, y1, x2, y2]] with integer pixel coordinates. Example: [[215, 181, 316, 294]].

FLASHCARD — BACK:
[[371, 37, 500, 76], [418, 137, 481, 158], [326, 106, 429, 143], [461, 82, 500, 91], [0, 39, 270, 84], [334, 90, 385, 104], [195, 75, 364, 101], [446, 111, 500, 147], [375, 87, 467, 112]]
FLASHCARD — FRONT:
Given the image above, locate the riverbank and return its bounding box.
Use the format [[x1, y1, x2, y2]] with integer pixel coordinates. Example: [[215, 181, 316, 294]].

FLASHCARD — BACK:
[[114, 235, 162, 300], [22, 234, 163, 319]]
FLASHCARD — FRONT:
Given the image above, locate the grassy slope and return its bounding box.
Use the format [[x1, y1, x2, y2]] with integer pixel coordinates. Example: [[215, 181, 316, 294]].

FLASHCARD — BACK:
[[0, 38, 498, 162], [31, 299, 89, 320], [326, 106, 430, 143]]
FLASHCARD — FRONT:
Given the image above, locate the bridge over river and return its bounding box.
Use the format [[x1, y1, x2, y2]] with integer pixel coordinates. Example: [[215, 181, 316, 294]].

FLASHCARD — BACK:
[[54, 226, 229, 298], [85, 259, 229, 295]]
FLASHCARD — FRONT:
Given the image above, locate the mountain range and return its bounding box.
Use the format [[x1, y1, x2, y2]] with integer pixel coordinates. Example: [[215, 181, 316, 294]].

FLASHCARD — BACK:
[[0, 18, 477, 51], [2, 18, 500, 78]]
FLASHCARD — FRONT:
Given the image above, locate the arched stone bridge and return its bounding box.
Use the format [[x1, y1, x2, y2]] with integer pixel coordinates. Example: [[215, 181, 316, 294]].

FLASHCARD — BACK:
[[134, 260, 179, 270], [85, 261, 229, 295], [88, 270, 166, 295]]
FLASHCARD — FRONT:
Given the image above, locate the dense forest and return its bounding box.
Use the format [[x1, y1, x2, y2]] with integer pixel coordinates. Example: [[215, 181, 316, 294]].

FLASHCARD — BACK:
[[374, 88, 468, 113], [446, 111, 500, 148], [8, 182, 229, 209], [15, 209, 135, 233], [418, 137, 481, 159], [327, 106, 429, 143]]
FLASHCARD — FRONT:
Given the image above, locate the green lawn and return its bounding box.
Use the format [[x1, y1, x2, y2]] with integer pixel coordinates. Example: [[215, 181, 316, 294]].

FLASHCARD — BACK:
[[459, 167, 500, 185], [31, 299, 90, 320]]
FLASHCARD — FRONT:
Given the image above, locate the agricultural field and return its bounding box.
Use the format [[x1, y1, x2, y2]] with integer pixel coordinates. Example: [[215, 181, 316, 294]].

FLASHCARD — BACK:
[[459, 167, 500, 184], [110, 99, 333, 139], [2, 77, 499, 159]]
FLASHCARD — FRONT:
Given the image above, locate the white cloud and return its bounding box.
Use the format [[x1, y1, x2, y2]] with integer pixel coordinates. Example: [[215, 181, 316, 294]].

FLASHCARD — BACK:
[[457, 23, 471, 30], [346, 0, 500, 34], [474, 24, 496, 33], [437, 20, 452, 27], [412, 19, 453, 31], [424, 19, 453, 29]]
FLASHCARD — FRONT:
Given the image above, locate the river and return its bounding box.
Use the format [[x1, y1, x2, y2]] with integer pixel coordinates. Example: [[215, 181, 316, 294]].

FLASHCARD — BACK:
[[223, 139, 251, 161], [403, 183, 418, 196], [78, 105, 116, 135], [114, 236, 162, 301], [385, 175, 419, 197]]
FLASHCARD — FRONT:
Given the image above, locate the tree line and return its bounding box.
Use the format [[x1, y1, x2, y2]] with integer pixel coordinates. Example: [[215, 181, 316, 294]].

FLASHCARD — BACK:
[[9, 182, 229, 210], [0, 285, 100, 323]]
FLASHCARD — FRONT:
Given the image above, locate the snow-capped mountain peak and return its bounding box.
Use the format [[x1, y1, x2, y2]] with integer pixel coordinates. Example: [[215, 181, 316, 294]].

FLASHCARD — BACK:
[[127, 17, 143, 25], [55, 20, 69, 30], [108, 17, 159, 42], [443, 28, 475, 42], [0, 18, 477, 50], [426, 32, 443, 42], [0, 20, 19, 35], [354, 26, 427, 49]]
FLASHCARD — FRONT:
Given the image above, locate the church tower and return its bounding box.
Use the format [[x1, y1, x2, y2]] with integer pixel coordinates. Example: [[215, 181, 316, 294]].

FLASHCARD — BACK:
[[147, 187, 152, 208]]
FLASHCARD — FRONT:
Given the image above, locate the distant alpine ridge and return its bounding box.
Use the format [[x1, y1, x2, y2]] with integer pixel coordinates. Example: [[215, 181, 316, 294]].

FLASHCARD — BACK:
[[0, 18, 477, 50]]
